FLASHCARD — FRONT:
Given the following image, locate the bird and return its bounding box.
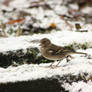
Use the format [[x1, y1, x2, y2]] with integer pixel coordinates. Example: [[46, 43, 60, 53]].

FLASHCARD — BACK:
[[40, 38, 87, 68]]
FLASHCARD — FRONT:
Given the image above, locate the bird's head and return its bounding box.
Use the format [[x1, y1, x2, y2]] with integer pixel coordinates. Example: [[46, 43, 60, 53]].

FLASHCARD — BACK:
[[40, 38, 51, 47]]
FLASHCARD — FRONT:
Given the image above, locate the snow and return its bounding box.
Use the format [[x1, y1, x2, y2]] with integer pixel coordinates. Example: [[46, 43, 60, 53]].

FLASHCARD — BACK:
[[10, 0, 30, 8], [0, 57, 92, 84], [0, 0, 92, 92], [0, 31, 92, 52], [0, 31, 92, 90], [81, 6, 92, 14], [63, 81, 92, 92]]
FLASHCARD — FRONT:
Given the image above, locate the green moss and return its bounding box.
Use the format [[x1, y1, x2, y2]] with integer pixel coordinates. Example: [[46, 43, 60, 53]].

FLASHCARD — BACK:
[[8, 28, 14, 35], [65, 42, 91, 50], [1, 41, 92, 68]]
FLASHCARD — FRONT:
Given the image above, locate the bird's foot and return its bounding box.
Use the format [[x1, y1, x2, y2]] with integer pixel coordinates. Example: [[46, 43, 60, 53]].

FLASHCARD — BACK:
[[48, 64, 56, 68], [50, 65, 61, 68], [40, 65, 55, 68], [48, 64, 60, 68]]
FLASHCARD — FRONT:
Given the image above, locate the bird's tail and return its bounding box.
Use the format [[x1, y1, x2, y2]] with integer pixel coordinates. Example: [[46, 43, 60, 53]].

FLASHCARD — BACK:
[[75, 52, 87, 55]]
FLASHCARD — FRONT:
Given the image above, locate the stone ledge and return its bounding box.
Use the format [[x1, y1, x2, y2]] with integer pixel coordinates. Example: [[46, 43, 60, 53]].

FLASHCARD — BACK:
[[0, 73, 88, 92]]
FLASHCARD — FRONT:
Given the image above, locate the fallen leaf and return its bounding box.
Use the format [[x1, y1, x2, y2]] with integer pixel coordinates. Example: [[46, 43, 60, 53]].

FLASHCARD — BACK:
[[6, 18, 24, 24], [50, 23, 56, 28]]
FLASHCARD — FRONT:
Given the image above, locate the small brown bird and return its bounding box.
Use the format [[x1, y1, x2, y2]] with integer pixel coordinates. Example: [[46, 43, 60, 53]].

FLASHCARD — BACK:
[[40, 38, 87, 67]]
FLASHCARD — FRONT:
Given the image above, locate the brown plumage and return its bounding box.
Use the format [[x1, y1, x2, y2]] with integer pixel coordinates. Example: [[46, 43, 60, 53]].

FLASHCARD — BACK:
[[40, 38, 87, 67]]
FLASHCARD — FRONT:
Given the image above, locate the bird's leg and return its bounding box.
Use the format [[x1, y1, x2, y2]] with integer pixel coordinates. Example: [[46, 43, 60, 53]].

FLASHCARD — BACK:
[[55, 60, 61, 67], [66, 58, 70, 62], [66, 55, 70, 62], [49, 61, 55, 68], [49, 60, 61, 68]]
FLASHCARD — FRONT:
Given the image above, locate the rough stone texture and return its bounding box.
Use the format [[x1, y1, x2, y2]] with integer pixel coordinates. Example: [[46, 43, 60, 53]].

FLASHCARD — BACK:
[[0, 48, 39, 68], [0, 74, 88, 92], [0, 78, 61, 92], [0, 47, 52, 68]]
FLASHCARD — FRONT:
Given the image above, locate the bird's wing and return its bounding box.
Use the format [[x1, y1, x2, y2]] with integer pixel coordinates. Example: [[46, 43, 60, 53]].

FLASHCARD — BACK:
[[47, 44, 65, 55]]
